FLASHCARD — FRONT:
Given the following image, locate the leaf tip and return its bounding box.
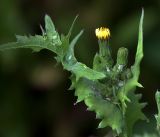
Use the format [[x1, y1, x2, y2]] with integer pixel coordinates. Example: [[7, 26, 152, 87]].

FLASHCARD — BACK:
[[67, 15, 79, 37]]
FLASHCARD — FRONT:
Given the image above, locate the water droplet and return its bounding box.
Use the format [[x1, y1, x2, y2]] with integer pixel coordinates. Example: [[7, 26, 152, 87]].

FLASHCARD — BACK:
[[118, 81, 124, 87], [106, 66, 110, 72], [118, 65, 123, 71], [83, 65, 87, 68], [68, 55, 72, 60], [106, 97, 111, 101], [52, 35, 57, 39]]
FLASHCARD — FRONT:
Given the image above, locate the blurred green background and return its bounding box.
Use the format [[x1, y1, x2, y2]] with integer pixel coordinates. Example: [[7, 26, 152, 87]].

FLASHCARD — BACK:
[[0, 0, 160, 137]]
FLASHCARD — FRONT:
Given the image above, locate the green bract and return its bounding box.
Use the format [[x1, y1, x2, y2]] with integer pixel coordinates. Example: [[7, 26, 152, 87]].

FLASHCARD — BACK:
[[0, 9, 149, 137]]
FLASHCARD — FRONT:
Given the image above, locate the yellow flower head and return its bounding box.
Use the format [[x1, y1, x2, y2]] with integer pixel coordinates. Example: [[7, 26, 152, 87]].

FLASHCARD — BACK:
[[95, 27, 110, 40]]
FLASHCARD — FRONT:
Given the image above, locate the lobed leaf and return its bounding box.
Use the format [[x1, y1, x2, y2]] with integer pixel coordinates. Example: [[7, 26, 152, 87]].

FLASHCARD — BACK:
[[0, 15, 62, 53], [72, 77, 123, 133], [125, 91, 147, 136], [118, 9, 144, 113]]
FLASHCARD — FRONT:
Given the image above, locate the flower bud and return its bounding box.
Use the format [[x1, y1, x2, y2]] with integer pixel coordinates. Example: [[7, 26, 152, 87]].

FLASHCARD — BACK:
[[117, 47, 128, 66]]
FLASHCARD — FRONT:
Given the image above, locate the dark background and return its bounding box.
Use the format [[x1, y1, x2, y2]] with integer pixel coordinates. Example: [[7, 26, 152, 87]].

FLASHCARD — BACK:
[[0, 0, 160, 137]]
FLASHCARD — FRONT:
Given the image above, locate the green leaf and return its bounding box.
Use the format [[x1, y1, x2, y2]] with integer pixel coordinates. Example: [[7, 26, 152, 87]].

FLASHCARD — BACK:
[[45, 15, 55, 35], [67, 15, 79, 38], [118, 9, 144, 113], [72, 77, 123, 134], [73, 78, 93, 103], [70, 62, 106, 80], [125, 91, 147, 136], [0, 15, 62, 53], [62, 30, 84, 63], [0, 35, 54, 52], [44, 15, 62, 45], [85, 95, 123, 134], [61, 30, 106, 80], [57, 15, 79, 59]]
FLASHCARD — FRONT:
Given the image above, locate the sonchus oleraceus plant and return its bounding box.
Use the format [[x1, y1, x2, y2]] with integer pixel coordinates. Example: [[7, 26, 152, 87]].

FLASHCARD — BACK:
[[0, 9, 159, 137]]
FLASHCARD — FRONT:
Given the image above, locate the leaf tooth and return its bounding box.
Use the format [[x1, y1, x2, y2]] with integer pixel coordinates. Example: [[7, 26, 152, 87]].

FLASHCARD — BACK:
[[124, 96, 131, 103], [95, 114, 101, 119], [98, 119, 114, 130], [96, 112, 103, 119], [73, 102, 78, 106], [135, 94, 142, 100], [67, 15, 79, 38], [136, 82, 143, 88], [76, 98, 83, 103], [40, 24, 46, 36], [140, 102, 147, 108], [98, 121, 105, 128], [68, 84, 75, 90], [86, 107, 93, 111]]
